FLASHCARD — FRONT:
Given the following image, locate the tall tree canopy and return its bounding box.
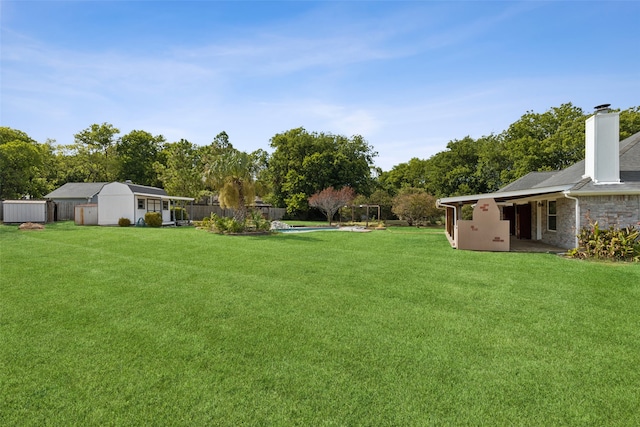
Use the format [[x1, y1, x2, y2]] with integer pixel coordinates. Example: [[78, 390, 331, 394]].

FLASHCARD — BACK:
[[116, 130, 165, 186], [68, 123, 121, 182], [377, 157, 430, 195], [268, 128, 377, 216], [0, 127, 54, 199], [153, 139, 205, 199], [500, 103, 587, 183]]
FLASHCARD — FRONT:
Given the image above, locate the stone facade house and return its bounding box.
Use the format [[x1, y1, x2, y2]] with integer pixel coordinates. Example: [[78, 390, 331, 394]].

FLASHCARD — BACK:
[[437, 108, 640, 251]]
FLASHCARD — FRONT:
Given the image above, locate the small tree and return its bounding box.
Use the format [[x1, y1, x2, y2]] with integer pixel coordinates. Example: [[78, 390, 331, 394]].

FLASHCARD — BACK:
[[391, 188, 439, 226], [308, 186, 355, 225]]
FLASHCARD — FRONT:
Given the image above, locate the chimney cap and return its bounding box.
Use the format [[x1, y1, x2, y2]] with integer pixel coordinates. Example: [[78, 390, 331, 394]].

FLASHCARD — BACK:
[[594, 103, 611, 113]]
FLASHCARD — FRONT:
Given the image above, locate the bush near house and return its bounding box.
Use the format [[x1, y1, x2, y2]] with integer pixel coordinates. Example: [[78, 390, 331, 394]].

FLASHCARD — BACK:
[[571, 221, 640, 262], [144, 212, 162, 227], [118, 217, 131, 227]]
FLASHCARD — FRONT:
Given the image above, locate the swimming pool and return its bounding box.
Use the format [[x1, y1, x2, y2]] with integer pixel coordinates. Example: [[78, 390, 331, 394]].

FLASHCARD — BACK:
[[275, 226, 339, 233]]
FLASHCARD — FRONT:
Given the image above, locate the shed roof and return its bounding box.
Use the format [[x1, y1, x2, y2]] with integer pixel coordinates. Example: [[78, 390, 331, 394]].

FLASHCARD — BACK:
[[44, 182, 107, 199], [125, 183, 167, 196]]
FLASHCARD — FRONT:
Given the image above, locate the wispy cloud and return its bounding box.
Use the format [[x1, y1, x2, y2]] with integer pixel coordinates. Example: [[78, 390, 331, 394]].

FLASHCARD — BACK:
[[2, 1, 639, 170]]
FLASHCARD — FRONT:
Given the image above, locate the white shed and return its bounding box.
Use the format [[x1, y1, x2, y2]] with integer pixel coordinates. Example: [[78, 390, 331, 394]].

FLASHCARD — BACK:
[[2, 200, 50, 223], [97, 182, 193, 226]]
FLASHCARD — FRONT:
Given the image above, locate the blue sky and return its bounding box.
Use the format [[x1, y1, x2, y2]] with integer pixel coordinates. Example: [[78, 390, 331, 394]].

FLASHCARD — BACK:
[[2, 1, 639, 171]]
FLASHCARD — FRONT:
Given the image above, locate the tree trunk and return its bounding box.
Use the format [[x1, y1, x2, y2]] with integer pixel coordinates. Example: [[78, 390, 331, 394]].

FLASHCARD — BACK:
[[234, 180, 247, 223]]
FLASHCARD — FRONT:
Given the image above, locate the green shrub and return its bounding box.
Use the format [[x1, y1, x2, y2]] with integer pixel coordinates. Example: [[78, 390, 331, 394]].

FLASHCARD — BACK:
[[248, 210, 271, 232], [570, 220, 640, 262], [144, 212, 163, 228], [118, 217, 131, 227], [202, 212, 271, 234], [204, 214, 246, 234]]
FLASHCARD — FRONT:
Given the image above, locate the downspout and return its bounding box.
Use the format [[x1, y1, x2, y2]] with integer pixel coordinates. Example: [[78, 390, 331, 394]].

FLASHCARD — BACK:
[[563, 192, 580, 249]]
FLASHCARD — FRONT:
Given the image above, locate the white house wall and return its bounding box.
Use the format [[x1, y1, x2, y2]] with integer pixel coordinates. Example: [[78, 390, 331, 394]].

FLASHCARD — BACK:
[[98, 182, 135, 226], [134, 196, 170, 224]]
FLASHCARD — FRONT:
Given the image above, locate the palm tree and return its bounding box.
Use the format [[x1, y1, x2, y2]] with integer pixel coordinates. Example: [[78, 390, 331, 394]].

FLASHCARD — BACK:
[[204, 148, 258, 223]]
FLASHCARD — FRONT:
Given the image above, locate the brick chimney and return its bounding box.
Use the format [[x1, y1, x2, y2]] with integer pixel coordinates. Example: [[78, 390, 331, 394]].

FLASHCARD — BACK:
[[584, 104, 620, 184]]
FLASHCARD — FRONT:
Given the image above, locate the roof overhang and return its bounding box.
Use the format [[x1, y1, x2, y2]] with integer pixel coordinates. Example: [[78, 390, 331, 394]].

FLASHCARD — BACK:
[[436, 185, 573, 207], [131, 191, 194, 201], [565, 188, 640, 197]]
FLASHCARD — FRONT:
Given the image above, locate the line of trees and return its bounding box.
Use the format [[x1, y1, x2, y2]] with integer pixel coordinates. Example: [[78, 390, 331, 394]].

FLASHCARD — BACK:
[[2, 104, 639, 223]]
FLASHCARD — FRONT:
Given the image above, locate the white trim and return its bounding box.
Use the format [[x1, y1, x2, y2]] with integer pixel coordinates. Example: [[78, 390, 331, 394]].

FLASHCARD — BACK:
[[547, 200, 557, 232], [436, 185, 573, 206], [563, 192, 580, 249], [565, 189, 640, 196], [130, 191, 194, 201], [536, 202, 542, 240]]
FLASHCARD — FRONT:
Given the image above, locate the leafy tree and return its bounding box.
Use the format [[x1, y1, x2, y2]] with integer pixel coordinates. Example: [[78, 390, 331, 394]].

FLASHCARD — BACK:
[[69, 123, 121, 182], [619, 106, 640, 139], [308, 186, 355, 225], [154, 139, 205, 198], [268, 128, 377, 217], [0, 127, 54, 199], [391, 188, 439, 226], [378, 157, 430, 195], [471, 134, 511, 193], [116, 130, 164, 186], [425, 136, 487, 197], [500, 103, 586, 183]]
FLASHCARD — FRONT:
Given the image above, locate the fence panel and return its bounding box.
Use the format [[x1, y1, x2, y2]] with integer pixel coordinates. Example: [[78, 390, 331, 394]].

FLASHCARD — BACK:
[[189, 205, 285, 221], [56, 201, 79, 221]]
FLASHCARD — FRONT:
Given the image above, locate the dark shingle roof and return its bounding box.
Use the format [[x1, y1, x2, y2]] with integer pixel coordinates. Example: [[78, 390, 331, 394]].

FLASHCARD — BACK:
[[44, 182, 107, 199], [497, 171, 557, 193], [496, 130, 640, 194], [126, 183, 167, 196]]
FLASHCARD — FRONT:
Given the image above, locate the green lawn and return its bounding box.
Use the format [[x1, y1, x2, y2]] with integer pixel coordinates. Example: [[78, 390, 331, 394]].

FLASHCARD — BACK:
[[1, 222, 639, 426]]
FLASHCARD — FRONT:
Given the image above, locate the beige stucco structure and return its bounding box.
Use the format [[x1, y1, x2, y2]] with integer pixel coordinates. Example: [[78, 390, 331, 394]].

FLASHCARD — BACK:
[[455, 198, 510, 251]]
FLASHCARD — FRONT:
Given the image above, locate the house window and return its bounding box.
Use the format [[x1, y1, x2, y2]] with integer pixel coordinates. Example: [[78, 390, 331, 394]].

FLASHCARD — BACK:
[[148, 199, 161, 212], [547, 200, 557, 231], [162, 201, 169, 211], [137, 198, 145, 209]]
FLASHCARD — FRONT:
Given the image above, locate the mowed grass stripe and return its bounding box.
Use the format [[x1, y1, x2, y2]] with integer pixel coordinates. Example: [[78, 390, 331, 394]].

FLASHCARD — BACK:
[[1, 222, 639, 425]]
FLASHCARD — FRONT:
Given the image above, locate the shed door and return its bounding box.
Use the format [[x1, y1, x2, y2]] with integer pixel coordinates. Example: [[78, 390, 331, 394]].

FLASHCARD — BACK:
[[516, 204, 532, 240]]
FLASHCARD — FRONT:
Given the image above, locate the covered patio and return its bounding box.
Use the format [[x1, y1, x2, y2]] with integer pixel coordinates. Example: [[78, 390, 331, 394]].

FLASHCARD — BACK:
[[509, 236, 567, 254]]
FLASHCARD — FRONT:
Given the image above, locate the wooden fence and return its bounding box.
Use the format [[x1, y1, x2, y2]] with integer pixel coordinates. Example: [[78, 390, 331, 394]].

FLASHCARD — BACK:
[[55, 201, 79, 221], [189, 205, 286, 221]]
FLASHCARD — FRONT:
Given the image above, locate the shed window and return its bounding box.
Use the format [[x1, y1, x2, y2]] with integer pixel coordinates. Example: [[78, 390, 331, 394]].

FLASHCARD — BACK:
[[148, 199, 161, 212], [137, 199, 145, 209], [547, 200, 557, 231], [162, 201, 169, 211]]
